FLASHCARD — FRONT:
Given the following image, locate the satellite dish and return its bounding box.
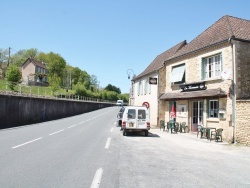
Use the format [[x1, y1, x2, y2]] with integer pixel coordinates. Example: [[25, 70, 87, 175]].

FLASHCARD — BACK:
[[221, 69, 231, 80]]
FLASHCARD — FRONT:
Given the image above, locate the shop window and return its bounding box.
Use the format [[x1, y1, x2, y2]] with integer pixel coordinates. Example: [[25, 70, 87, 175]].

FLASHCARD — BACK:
[[208, 99, 219, 118], [170, 64, 185, 84], [202, 54, 222, 80]]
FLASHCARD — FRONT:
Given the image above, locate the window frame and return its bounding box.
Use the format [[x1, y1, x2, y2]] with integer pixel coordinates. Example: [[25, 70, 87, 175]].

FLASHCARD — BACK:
[[202, 53, 222, 80], [170, 64, 186, 84], [208, 99, 219, 118]]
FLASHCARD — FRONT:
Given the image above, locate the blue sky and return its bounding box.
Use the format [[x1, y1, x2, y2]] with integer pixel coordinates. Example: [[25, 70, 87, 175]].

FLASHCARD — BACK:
[[1, 0, 250, 93]]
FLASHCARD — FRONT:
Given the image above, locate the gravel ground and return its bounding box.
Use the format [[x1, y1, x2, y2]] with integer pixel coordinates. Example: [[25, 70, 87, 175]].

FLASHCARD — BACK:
[[118, 128, 250, 188]]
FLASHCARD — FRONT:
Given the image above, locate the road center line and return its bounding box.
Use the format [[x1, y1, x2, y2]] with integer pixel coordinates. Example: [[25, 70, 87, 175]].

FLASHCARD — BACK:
[[12, 137, 43, 149], [68, 124, 77, 129], [49, 129, 64, 136], [105, 138, 111, 149], [111, 128, 113, 132], [90, 168, 103, 188]]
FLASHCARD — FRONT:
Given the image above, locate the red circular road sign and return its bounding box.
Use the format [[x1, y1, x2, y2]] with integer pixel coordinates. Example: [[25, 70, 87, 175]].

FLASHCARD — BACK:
[[142, 102, 150, 109]]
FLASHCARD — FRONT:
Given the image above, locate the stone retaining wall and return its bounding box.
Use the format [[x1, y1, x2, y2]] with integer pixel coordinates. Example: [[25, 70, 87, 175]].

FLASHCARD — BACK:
[[0, 94, 114, 129]]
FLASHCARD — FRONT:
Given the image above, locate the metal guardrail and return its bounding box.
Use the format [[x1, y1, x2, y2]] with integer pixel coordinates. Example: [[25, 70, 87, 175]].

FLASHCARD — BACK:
[[0, 82, 116, 104]]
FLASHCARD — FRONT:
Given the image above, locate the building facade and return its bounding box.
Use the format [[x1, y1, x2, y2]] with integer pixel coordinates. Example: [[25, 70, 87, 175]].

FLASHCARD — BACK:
[[159, 15, 250, 144], [133, 41, 186, 127], [21, 57, 48, 85]]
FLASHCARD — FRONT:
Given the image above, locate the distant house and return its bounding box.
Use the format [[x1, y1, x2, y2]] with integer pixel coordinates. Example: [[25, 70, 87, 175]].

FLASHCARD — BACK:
[[21, 57, 48, 85], [132, 41, 186, 127]]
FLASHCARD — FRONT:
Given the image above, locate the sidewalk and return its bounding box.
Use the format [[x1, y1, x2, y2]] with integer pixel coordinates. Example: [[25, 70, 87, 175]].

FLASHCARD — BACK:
[[150, 127, 231, 146]]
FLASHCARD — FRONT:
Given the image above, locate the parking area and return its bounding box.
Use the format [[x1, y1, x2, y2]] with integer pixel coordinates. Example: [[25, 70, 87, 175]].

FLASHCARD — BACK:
[[118, 127, 250, 187]]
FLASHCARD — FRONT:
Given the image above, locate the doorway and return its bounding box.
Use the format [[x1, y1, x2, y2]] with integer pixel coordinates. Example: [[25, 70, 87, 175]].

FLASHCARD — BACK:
[[192, 101, 203, 132]]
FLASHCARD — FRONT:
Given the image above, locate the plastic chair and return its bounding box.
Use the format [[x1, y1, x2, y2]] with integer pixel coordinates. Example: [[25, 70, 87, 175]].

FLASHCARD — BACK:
[[160, 120, 165, 131], [166, 122, 170, 132], [197, 125, 202, 137], [210, 128, 223, 142], [180, 122, 187, 133], [174, 122, 179, 133]]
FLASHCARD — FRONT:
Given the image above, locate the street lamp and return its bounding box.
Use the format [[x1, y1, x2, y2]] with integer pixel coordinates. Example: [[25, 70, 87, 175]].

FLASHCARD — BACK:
[[127, 69, 135, 79]]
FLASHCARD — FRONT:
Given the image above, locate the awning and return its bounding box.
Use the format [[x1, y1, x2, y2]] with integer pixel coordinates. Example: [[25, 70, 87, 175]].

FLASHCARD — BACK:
[[170, 65, 185, 83], [160, 88, 227, 101]]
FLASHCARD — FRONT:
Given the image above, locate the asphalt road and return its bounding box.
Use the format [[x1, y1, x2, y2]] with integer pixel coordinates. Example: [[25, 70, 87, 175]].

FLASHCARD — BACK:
[[1, 106, 250, 188]]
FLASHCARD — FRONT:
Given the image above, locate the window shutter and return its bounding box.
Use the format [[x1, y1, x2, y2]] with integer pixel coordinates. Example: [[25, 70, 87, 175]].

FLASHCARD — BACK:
[[220, 53, 223, 72], [201, 58, 205, 80]]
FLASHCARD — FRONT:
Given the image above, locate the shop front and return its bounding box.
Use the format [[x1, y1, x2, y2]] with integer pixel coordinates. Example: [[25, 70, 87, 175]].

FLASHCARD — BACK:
[[160, 86, 227, 133]]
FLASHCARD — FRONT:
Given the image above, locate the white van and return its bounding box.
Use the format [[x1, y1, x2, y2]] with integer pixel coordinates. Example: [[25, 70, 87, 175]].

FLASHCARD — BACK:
[[116, 100, 124, 106], [121, 106, 150, 136]]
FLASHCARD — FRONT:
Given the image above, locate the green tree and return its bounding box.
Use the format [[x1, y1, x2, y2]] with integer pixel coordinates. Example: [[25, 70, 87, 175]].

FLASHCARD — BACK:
[[49, 73, 61, 94], [11, 48, 39, 67], [72, 67, 81, 85], [5, 64, 22, 90], [104, 84, 121, 94], [90, 74, 98, 88], [0, 48, 9, 77], [37, 52, 66, 77]]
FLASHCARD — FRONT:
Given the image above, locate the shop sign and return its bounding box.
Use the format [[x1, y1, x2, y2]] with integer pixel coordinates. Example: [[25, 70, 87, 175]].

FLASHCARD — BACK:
[[179, 81, 207, 92], [149, 77, 157, 85]]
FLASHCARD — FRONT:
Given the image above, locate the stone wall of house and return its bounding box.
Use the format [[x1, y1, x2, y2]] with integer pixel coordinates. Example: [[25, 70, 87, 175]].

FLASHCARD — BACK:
[[236, 100, 250, 146], [158, 67, 166, 125], [161, 42, 235, 141], [165, 42, 232, 92], [22, 62, 35, 82], [235, 41, 250, 99]]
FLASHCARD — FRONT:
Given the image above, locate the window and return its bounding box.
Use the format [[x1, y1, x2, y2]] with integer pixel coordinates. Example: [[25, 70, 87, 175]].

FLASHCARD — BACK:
[[138, 109, 146, 119], [140, 81, 143, 95], [170, 64, 185, 84], [127, 109, 136, 119], [137, 82, 141, 96], [202, 54, 221, 79], [144, 79, 147, 95], [208, 99, 219, 118], [148, 78, 151, 94]]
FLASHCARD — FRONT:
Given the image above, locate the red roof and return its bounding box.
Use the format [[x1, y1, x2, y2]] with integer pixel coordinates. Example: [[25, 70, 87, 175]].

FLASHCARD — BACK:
[[22, 57, 47, 69], [134, 40, 186, 80], [168, 15, 250, 60]]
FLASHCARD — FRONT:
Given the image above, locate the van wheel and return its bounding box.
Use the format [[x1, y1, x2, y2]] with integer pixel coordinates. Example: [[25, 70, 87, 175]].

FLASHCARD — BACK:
[[145, 130, 148, 136], [123, 129, 126, 136]]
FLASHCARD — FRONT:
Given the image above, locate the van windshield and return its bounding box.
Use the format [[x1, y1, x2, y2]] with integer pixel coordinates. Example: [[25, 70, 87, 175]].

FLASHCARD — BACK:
[[138, 110, 146, 119]]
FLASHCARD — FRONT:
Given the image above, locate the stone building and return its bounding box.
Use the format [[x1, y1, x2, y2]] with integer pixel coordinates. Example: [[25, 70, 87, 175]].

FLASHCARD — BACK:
[[21, 57, 48, 85], [159, 15, 250, 145]]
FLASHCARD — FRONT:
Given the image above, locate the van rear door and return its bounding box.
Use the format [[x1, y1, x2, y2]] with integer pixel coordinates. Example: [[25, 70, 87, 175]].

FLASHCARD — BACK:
[[137, 109, 147, 129], [126, 109, 137, 128]]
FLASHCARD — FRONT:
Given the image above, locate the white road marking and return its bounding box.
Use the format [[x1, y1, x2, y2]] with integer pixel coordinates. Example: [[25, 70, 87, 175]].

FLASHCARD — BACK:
[[12, 137, 43, 149], [68, 124, 77, 129], [90, 168, 103, 188], [49, 129, 64, 136], [105, 138, 111, 149], [111, 128, 113, 132]]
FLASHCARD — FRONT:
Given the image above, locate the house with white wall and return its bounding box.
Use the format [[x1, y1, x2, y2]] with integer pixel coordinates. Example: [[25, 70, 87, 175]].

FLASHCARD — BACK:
[[132, 41, 186, 127]]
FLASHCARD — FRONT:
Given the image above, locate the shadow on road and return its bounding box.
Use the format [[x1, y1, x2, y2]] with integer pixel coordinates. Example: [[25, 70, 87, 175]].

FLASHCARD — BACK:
[[123, 131, 160, 138]]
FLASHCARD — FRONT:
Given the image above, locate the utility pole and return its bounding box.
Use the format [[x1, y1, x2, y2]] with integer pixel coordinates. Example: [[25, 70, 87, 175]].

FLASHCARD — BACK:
[[7, 47, 11, 67]]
